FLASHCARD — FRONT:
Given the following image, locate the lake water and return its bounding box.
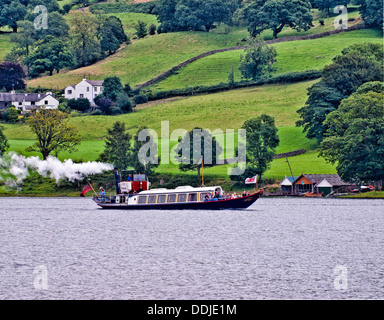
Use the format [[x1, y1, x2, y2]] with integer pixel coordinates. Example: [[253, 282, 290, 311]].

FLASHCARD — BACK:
[[0, 197, 383, 300]]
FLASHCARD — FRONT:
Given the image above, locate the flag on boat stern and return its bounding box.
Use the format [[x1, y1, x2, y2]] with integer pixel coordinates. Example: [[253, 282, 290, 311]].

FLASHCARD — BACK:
[[80, 184, 93, 197], [245, 175, 258, 184]]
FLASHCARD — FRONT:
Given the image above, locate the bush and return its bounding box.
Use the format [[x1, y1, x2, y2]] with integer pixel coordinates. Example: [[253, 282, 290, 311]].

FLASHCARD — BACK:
[[133, 94, 148, 105], [149, 24, 157, 35], [67, 98, 91, 112], [319, 19, 325, 26]]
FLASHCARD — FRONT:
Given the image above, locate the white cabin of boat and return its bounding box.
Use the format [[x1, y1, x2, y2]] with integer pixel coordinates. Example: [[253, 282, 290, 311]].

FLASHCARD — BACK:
[[122, 186, 224, 205]]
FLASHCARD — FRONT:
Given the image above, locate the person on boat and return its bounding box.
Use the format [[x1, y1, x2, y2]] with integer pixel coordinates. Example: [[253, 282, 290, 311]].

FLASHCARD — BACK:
[[127, 174, 133, 181], [242, 191, 247, 197], [99, 187, 105, 203], [204, 194, 210, 202]]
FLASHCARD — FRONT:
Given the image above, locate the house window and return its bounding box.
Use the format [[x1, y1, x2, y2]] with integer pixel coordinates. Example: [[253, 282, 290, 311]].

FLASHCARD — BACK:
[[95, 87, 97, 92], [18, 102, 22, 106], [67, 90, 72, 94], [44, 100, 48, 105], [31, 101, 35, 105], [87, 87, 90, 92], [79, 94, 84, 98]]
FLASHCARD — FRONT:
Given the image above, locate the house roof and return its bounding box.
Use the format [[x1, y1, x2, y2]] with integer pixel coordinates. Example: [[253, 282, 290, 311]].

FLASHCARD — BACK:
[[296, 174, 349, 186], [0, 92, 56, 103], [85, 80, 103, 86], [280, 176, 299, 186]]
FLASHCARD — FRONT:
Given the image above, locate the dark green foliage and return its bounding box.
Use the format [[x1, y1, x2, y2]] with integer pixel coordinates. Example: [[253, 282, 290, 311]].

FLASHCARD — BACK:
[[135, 20, 148, 38], [25, 36, 74, 77], [241, 0, 314, 39], [130, 126, 160, 175], [99, 16, 128, 55], [149, 24, 157, 35], [175, 127, 223, 182], [359, 0, 383, 29], [296, 42, 384, 143], [0, 125, 9, 156], [155, 0, 238, 32], [0, 62, 26, 91], [98, 121, 132, 170], [239, 36, 277, 81], [4, 107, 19, 123], [67, 98, 91, 112], [231, 114, 279, 183], [320, 83, 384, 184], [0, 0, 27, 32], [133, 94, 148, 105]]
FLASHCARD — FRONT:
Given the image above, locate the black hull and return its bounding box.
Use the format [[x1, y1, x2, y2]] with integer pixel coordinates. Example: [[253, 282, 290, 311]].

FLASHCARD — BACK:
[[95, 190, 263, 210]]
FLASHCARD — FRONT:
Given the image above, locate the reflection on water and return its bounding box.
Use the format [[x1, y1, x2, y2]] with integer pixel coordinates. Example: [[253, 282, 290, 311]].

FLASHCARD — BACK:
[[0, 197, 383, 299]]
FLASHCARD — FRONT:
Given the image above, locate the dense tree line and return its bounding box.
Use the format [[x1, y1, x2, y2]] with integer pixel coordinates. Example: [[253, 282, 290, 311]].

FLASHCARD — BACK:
[[1, 0, 128, 78]]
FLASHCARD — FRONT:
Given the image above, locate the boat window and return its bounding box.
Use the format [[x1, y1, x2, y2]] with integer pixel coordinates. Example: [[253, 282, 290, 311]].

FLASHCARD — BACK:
[[157, 195, 166, 203], [138, 196, 147, 204], [148, 195, 157, 204], [188, 193, 198, 202], [177, 193, 187, 202], [200, 193, 210, 201], [167, 194, 176, 203]]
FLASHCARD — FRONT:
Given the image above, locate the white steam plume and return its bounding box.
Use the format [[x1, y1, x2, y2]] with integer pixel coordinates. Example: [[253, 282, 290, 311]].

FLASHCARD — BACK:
[[0, 152, 114, 185]]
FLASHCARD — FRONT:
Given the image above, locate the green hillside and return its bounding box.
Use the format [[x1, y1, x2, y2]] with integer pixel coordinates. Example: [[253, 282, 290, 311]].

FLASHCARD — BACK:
[[152, 29, 382, 91], [3, 79, 337, 180]]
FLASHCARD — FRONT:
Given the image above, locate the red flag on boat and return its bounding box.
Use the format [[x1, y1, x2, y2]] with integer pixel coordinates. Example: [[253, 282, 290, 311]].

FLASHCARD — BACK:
[[80, 184, 92, 197], [245, 175, 258, 184]]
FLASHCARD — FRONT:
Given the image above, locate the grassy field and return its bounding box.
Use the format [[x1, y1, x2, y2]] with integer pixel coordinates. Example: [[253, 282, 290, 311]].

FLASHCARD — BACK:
[[152, 28, 383, 91], [0, 33, 13, 62], [3, 79, 337, 181]]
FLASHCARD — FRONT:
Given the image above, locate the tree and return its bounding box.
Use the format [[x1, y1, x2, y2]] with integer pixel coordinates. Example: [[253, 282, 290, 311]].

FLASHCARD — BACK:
[[10, 20, 37, 58], [156, 0, 238, 32], [242, 0, 313, 39], [175, 127, 223, 183], [359, 0, 384, 29], [25, 36, 74, 77], [98, 121, 132, 170], [26, 109, 81, 159], [149, 24, 157, 35], [68, 11, 101, 67], [296, 42, 384, 142], [94, 96, 115, 115], [0, 125, 9, 156], [102, 76, 124, 101], [0, 0, 27, 32], [135, 20, 148, 38], [4, 107, 19, 123], [67, 98, 91, 112], [27, 0, 60, 12], [231, 114, 279, 183], [314, 0, 349, 16], [0, 62, 26, 91], [239, 36, 277, 81], [319, 82, 384, 187], [99, 15, 128, 55], [130, 126, 160, 176], [33, 12, 70, 40]]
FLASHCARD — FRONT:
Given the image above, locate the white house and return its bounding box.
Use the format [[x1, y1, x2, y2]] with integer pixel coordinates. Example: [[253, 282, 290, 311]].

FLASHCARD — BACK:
[[64, 78, 104, 106], [0, 91, 59, 113]]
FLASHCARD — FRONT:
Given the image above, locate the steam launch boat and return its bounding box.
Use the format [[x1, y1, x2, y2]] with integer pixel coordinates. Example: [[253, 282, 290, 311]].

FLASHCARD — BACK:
[[93, 170, 263, 210]]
